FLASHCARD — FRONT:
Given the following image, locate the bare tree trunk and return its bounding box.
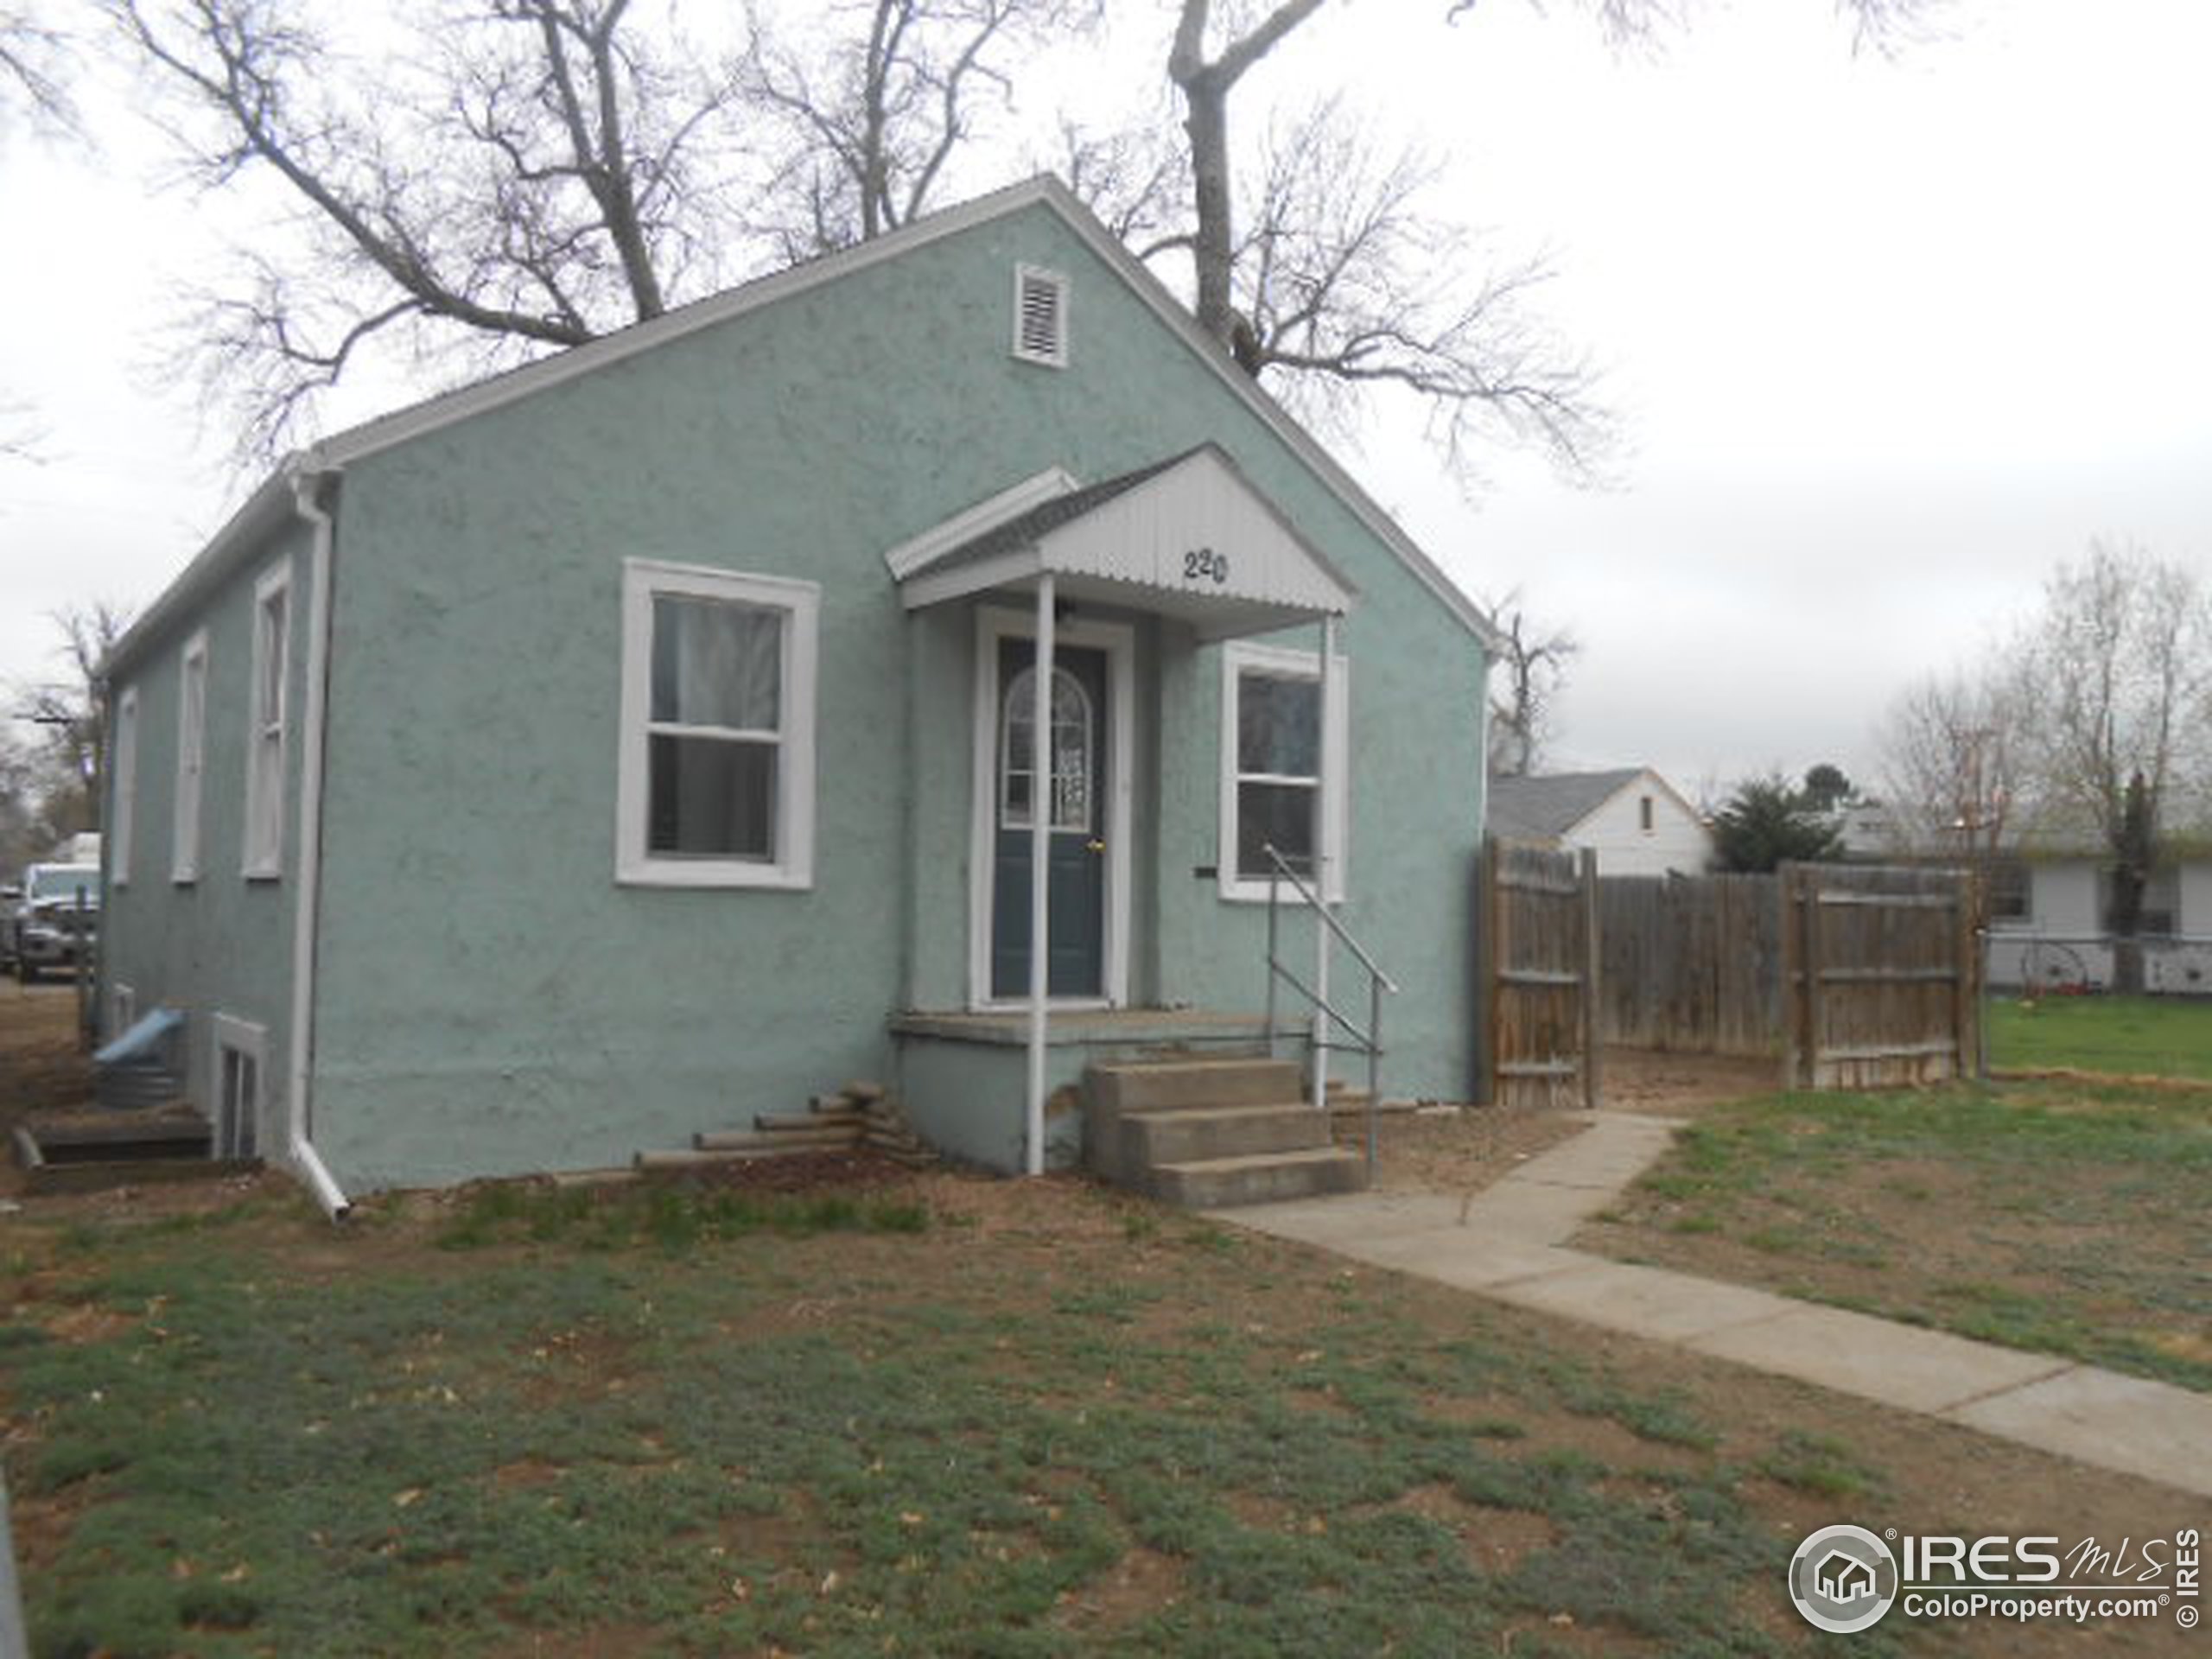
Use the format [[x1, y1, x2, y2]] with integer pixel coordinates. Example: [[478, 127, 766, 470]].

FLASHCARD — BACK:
[[1167, 0, 1325, 359]]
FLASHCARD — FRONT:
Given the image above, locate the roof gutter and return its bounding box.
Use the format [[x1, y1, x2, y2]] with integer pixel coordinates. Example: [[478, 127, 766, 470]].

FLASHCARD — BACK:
[[285, 468, 350, 1220]]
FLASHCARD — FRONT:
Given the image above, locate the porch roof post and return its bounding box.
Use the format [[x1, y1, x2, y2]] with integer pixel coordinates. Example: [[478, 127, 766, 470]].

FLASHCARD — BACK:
[[1026, 574, 1058, 1177], [1312, 612, 1336, 1110]]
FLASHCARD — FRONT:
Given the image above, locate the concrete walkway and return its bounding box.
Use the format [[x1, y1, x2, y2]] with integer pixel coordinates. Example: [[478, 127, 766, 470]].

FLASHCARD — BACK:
[[1214, 1112, 2212, 1500]]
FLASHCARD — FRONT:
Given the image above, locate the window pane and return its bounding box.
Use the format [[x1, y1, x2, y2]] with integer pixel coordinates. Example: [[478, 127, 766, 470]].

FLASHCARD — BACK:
[[1237, 779, 1318, 878], [1003, 665, 1093, 831], [652, 597, 781, 731], [649, 734, 777, 860], [1237, 673, 1319, 779]]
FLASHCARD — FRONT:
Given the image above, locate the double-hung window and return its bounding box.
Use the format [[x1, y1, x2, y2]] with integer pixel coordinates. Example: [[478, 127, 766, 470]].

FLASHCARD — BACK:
[[173, 631, 208, 883], [617, 560, 817, 888], [243, 561, 290, 879], [1217, 640, 1347, 903]]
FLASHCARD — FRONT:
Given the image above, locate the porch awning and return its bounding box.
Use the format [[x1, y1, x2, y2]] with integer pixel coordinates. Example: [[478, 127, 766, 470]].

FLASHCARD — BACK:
[[887, 444, 1357, 639]]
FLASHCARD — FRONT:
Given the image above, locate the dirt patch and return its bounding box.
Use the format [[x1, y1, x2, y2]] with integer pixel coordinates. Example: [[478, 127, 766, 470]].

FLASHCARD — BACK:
[[1598, 1046, 1783, 1116], [1353, 1103, 1592, 1197], [1052, 1545, 1187, 1633], [645, 1146, 925, 1194], [0, 985, 93, 1120], [1345, 1047, 1781, 1199]]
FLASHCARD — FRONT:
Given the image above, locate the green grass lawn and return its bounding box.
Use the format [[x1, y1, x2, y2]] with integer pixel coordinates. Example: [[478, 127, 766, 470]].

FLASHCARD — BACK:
[[1584, 1077, 2212, 1392], [1988, 992, 2212, 1080], [0, 1177, 1923, 1659]]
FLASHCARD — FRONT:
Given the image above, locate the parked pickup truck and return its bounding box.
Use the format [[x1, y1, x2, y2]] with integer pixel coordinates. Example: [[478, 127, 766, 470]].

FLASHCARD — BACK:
[[5, 861, 100, 982]]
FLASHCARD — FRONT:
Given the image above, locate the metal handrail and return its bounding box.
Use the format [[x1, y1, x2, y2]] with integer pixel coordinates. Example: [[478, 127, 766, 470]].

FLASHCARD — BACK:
[[1259, 842, 1397, 1177], [1258, 843, 1401, 994]]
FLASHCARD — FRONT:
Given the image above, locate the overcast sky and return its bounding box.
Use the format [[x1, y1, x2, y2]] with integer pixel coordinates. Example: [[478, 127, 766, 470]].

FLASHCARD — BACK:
[[3, 0, 2207, 804]]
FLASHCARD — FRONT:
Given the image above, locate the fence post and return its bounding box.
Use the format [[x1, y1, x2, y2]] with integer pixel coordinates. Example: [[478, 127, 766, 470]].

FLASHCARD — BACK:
[[1779, 863, 1813, 1090], [2, 1468, 26, 1659], [1477, 837, 1498, 1106], [1579, 848, 1601, 1112], [1957, 868, 1985, 1081]]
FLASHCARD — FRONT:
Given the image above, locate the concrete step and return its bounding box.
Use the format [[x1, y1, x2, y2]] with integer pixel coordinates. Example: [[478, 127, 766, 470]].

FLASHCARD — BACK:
[[1149, 1146, 1369, 1209], [1121, 1102, 1334, 1168], [1086, 1057, 1303, 1115]]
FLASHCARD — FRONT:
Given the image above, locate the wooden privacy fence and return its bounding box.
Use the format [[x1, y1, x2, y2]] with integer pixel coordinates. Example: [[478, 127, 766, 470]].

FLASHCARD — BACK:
[[1597, 874, 1779, 1057], [1782, 862, 1981, 1089], [1484, 853, 1981, 1101], [1482, 839, 1599, 1109]]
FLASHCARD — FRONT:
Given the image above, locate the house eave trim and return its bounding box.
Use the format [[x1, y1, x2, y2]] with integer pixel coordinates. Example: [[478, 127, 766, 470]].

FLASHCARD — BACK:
[[104, 470, 301, 681], [884, 467, 1078, 581]]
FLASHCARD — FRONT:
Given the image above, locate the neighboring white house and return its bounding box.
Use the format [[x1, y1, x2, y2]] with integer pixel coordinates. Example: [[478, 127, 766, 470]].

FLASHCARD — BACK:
[[1834, 804, 2212, 995], [1486, 767, 1712, 876], [1984, 850, 2212, 995]]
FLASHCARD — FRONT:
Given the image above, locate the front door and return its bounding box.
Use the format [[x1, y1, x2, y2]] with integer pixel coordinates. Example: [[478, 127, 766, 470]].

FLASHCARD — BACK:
[[991, 639, 1108, 1000]]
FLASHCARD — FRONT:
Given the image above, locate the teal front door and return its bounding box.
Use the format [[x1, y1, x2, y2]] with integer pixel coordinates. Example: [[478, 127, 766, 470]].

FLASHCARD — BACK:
[[991, 639, 1108, 1000]]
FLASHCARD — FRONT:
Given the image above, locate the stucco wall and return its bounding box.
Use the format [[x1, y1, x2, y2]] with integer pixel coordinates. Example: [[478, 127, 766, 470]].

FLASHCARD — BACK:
[[99, 524, 314, 1158], [298, 197, 1487, 1188]]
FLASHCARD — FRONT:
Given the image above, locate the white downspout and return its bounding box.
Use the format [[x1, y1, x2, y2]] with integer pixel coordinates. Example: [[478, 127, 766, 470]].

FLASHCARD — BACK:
[[287, 471, 351, 1219], [1025, 574, 1058, 1177]]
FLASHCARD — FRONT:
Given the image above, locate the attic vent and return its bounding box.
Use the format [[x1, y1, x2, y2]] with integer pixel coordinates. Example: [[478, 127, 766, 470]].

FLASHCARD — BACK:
[[1013, 264, 1068, 367]]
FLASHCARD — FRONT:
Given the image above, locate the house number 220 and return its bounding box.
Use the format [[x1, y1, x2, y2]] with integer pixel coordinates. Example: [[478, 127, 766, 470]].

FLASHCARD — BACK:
[[1183, 547, 1230, 585]]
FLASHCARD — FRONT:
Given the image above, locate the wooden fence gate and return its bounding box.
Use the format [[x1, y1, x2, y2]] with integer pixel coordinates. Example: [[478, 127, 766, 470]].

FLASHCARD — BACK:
[[1781, 862, 1982, 1089], [1482, 839, 1599, 1109], [1597, 873, 1780, 1057]]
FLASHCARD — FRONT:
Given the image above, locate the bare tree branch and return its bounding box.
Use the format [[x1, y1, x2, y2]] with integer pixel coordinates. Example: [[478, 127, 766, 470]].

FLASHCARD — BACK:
[[0, 3, 77, 133], [1883, 541, 2211, 983], [745, 0, 1100, 255], [10, 602, 134, 843], [1481, 588, 1580, 775], [1446, 0, 1936, 54], [105, 0, 756, 460]]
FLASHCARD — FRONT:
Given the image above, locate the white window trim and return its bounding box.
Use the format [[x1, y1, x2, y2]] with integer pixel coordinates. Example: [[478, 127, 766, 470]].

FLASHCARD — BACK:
[[210, 1012, 268, 1162], [615, 559, 818, 890], [173, 630, 209, 884], [1011, 264, 1069, 368], [1217, 639, 1349, 906], [111, 684, 139, 888], [243, 560, 291, 880]]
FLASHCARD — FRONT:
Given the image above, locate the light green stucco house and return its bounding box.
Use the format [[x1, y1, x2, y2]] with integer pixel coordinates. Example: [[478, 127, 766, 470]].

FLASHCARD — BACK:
[[99, 178, 1497, 1211]]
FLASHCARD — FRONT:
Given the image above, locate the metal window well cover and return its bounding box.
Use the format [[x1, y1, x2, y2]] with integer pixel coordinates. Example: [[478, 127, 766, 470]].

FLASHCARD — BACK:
[[92, 1006, 187, 1111]]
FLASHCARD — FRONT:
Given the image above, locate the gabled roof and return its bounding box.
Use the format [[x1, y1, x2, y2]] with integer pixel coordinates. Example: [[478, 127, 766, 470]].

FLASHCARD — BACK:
[[1486, 768, 1649, 841], [111, 175, 1501, 678], [893, 443, 1356, 641]]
